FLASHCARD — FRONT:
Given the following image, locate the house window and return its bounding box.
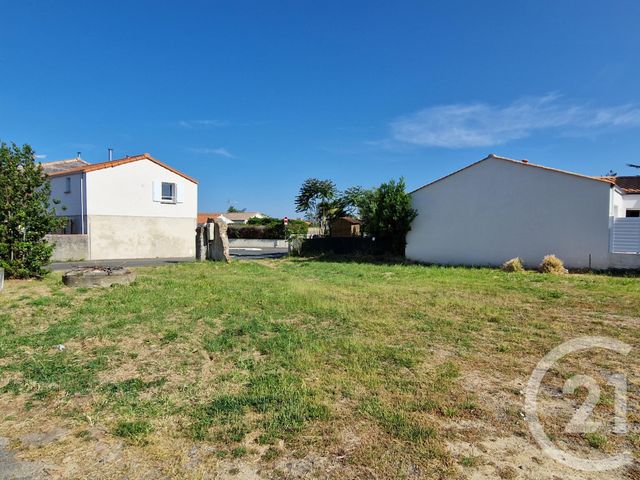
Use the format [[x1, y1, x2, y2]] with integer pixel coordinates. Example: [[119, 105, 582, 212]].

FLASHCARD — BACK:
[[65, 177, 71, 193], [161, 182, 176, 202], [626, 209, 640, 218]]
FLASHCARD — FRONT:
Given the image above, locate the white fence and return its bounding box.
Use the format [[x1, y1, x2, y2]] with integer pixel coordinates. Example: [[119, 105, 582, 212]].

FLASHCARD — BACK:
[[611, 218, 640, 254]]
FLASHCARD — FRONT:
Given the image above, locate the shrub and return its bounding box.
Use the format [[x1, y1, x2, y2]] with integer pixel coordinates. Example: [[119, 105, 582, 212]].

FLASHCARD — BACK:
[[501, 257, 524, 273], [539, 254, 567, 274], [356, 178, 417, 256], [0, 142, 64, 278], [229, 218, 308, 239]]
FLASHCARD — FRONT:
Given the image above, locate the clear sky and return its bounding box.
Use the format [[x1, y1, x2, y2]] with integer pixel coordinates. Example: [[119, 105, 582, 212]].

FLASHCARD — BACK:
[[1, 1, 639, 217]]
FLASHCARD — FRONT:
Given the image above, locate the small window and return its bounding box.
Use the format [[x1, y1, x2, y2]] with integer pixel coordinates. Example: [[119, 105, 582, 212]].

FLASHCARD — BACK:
[[161, 182, 176, 202], [65, 177, 71, 193], [626, 209, 640, 218]]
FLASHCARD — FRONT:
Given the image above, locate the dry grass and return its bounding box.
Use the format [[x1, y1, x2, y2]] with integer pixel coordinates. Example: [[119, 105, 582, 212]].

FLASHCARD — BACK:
[[0, 258, 638, 479]]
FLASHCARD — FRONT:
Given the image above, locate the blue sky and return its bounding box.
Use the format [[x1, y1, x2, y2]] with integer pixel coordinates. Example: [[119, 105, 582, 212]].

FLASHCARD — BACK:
[[1, 0, 639, 217]]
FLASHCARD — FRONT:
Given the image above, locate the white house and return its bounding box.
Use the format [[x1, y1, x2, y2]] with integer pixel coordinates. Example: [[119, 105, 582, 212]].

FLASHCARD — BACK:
[[43, 153, 198, 260], [406, 154, 640, 270]]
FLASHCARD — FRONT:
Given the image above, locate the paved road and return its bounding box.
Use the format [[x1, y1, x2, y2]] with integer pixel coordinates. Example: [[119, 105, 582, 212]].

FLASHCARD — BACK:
[[229, 247, 288, 260], [48, 248, 288, 270]]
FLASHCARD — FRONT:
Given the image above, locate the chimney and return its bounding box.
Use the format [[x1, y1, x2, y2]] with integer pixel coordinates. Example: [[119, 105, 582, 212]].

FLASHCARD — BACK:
[[77, 151, 82, 159], [108, 148, 113, 161]]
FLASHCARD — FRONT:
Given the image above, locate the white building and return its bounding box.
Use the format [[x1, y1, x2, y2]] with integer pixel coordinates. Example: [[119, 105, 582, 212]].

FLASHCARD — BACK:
[[406, 154, 640, 270], [43, 153, 198, 260]]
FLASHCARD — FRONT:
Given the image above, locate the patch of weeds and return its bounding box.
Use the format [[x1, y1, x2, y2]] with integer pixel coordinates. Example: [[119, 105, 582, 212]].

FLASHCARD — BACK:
[[9, 352, 108, 396], [231, 446, 247, 458], [584, 432, 607, 449], [432, 361, 459, 392], [360, 399, 435, 444], [113, 420, 153, 442], [459, 455, 478, 467], [0, 380, 21, 395], [459, 399, 478, 411], [189, 372, 328, 443], [496, 343, 510, 353], [440, 405, 458, 417], [262, 447, 281, 461], [161, 331, 179, 344], [102, 377, 166, 395]]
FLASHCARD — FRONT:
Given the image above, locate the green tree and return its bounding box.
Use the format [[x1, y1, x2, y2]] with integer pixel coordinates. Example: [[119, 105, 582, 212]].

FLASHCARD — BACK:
[[0, 142, 63, 278], [295, 178, 343, 235], [357, 178, 417, 256], [227, 205, 246, 213]]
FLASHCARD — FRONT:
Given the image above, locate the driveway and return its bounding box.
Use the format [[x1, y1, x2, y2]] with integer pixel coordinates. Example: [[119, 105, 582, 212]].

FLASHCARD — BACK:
[[48, 248, 288, 270]]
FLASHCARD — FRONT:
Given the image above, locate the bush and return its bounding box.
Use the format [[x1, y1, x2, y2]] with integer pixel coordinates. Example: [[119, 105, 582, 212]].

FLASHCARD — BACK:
[[0, 142, 63, 278], [230, 218, 308, 239], [356, 178, 417, 256], [539, 254, 567, 274], [501, 257, 524, 273]]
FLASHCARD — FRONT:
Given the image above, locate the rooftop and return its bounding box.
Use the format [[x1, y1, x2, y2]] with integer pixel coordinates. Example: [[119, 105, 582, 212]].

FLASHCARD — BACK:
[[40, 158, 89, 174], [411, 154, 617, 194], [601, 176, 640, 194], [41, 153, 198, 184]]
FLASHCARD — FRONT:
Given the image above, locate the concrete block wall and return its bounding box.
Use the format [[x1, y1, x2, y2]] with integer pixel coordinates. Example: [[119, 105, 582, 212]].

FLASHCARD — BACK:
[[45, 234, 89, 261]]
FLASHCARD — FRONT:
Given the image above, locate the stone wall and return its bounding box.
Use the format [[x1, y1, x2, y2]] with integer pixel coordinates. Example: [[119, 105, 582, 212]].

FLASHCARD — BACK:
[[45, 234, 89, 261], [228, 239, 288, 248]]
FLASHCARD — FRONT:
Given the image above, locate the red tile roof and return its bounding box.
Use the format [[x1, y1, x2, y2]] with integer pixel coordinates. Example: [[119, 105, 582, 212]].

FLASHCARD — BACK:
[[44, 153, 198, 184], [197, 212, 222, 224], [601, 176, 640, 194]]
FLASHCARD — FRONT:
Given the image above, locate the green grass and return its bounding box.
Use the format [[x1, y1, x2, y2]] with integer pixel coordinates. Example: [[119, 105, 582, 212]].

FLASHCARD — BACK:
[[0, 258, 638, 477]]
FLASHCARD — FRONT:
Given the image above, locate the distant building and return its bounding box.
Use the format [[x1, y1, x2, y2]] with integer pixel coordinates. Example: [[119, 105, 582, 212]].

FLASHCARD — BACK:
[[197, 211, 264, 225], [330, 217, 361, 237], [224, 211, 265, 224], [197, 213, 232, 225]]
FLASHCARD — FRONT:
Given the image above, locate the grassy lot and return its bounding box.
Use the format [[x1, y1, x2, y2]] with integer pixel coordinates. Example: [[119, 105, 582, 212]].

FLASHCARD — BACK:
[[0, 258, 638, 479]]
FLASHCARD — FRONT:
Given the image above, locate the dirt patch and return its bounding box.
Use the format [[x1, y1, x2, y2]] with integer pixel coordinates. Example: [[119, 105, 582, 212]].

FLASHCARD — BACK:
[[448, 434, 629, 480], [0, 437, 52, 479]]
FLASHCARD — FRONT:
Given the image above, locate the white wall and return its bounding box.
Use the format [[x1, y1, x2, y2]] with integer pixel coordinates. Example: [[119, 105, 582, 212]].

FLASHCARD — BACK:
[[87, 216, 195, 259], [84, 159, 197, 259], [406, 158, 613, 269], [622, 194, 640, 212], [85, 159, 197, 219]]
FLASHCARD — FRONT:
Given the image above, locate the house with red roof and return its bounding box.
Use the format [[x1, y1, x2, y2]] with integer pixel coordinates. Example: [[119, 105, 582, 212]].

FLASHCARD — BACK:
[[42, 153, 198, 260], [406, 154, 640, 270]]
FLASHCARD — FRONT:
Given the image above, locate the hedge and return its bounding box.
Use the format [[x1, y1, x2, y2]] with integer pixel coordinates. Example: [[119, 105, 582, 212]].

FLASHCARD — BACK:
[[227, 218, 308, 239]]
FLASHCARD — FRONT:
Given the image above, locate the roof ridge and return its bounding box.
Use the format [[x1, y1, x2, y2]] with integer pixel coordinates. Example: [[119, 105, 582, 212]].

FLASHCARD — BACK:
[[411, 154, 615, 194], [45, 153, 197, 184]]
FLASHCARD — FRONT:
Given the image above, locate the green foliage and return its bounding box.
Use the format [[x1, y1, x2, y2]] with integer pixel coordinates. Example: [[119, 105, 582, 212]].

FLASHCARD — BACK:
[[295, 178, 342, 235], [0, 142, 63, 278], [113, 420, 153, 441], [227, 205, 246, 213], [230, 217, 308, 239], [356, 178, 417, 256]]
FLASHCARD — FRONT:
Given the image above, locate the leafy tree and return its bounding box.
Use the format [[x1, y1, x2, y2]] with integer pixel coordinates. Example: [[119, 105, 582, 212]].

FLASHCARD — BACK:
[[295, 178, 342, 235], [0, 142, 63, 278], [227, 205, 246, 213], [356, 178, 417, 256]]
